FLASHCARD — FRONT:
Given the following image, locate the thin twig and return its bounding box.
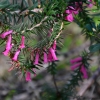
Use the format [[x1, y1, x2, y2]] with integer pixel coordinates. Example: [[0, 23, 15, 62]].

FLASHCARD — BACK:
[[21, 16, 48, 34], [52, 74, 59, 93], [10, 8, 43, 15], [55, 22, 64, 40]]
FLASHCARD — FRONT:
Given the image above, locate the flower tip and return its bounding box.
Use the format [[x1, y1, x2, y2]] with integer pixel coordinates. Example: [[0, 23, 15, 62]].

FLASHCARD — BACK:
[[80, 65, 88, 79], [2, 50, 9, 56], [19, 45, 25, 49], [34, 52, 39, 65], [70, 57, 82, 64], [26, 78, 31, 81], [0, 30, 13, 38], [12, 50, 20, 61], [65, 14, 74, 22], [25, 71, 31, 81]]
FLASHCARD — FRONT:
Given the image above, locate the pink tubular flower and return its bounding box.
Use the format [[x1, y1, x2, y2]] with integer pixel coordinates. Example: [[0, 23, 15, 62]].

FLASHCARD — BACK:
[[12, 49, 21, 61], [71, 62, 82, 70], [25, 69, 36, 81], [19, 36, 25, 49], [5, 34, 12, 50], [3, 49, 10, 56], [65, 2, 82, 22], [70, 57, 82, 64], [49, 47, 58, 61], [26, 71, 31, 81], [48, 51, 53, 62], [0, 30, 13, 39], [66, 9, 73, 14], [34, 52, 39, 65], [44, 52, 48, 63], [80, 65, 88, 78], [65, 14, 74, 22], [2, 35, 12, 56], [70, 57, 88, 79]]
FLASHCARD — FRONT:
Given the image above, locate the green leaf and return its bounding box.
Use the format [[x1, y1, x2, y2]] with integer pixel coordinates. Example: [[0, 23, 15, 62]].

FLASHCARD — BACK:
[[89, 43, 100, 52]]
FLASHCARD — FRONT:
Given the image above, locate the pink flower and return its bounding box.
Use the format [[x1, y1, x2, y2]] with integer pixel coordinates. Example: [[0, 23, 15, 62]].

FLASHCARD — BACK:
[[70, 57, 88, 79], [70, 57, 82, 64], [66, 9, 72, 14], [0, 30, 13, 38], [65, 2, 83, 22], [48, 51, 53, 62], [49, 47, 58, 61], [71, 62, 82, 70], [25, 69, 36, 81], [34, 52, 39, 65], [47, 41, 58, 62], [2, 35, 12, 56], [5, 35, 12, 50], [44, 52, 48, 63], [67, 6, 79, 15], [26, 71, 31, 81], [80, 65, 88, 78], [19, 36, 25, 49], [3, 49, 10, 56], [65, 14, 74, 22], [12, 49, 20, 61]]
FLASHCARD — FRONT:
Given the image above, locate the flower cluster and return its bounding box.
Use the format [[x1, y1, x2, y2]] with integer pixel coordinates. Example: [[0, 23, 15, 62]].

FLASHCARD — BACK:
[[33, 40, 58, 65], [70, 57, 88, 79], [0, 30, 58, 81], [0, 30, 25, 61], [65, 2, 82, 22]]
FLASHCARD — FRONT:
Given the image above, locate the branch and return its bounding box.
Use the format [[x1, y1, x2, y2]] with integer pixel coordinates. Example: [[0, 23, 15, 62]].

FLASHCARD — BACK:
[[10, 8, 43, 15], [21, 16, 48, 33], [55, 22, 64, 40]]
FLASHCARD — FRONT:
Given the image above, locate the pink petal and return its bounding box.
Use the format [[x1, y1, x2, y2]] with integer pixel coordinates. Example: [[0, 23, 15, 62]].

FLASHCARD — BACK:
[[80, 65, 88, 79], [73, 10, 79, 15], [2, 49, 10, 56], [66, 9, 72, 14], [68, 6, 75, 10], [34, 52, 39, 65], [65, 14, 74, 22], [0, 30, 13, 38], [48, 51, 53, 62], [70, 57, 82, 64], [26, 71, 31, 81], [19, 36, 25, 49], [49, 47, 58, 61], [12, 49, 20, 61], [6, 34, 12, 50], [44, 52, 48, 63], [71, 62, 82, 70]]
